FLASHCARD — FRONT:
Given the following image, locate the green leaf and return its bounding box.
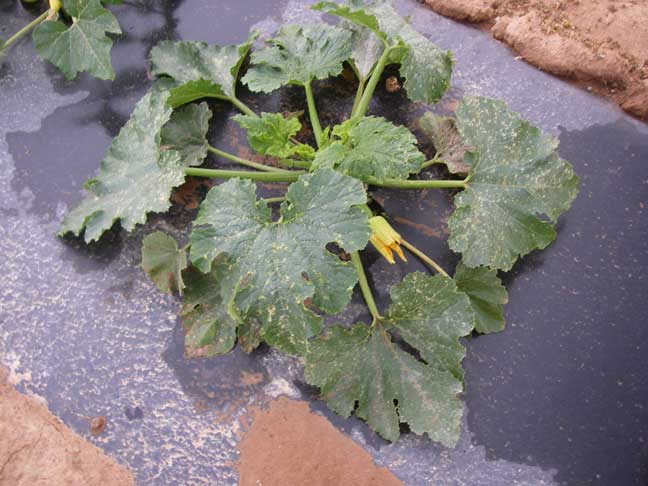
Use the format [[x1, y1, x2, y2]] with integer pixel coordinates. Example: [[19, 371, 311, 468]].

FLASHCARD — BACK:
[[59, 88, 186, 242], [189, 169, 370, 355], [233, 112, 315, 159], [313, 0, 385, 79], [180, 263, 238, 357], [314, 0, 453, 104], [242, 24, 353, 93], [33, 0, 121, 80], [454, 261, 508, 334], [448, 96, 579, 270], [141, 231, 187, 295], [150, 34, 255, 107], [312, 116, 425, 182], [160, 102, 212, 167], [377, 2, 453, 104], [314, 1, 386, 40], [419, 112, 470, 174], [305, 272, 474, 446]]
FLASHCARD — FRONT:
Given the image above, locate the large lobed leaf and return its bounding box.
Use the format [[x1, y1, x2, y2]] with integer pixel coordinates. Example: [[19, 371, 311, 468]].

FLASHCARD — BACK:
[[59, 89, 183, 242], [150, 34, 255, 107], [33, 0, 121, 80], [305, 272, 474, 446], [312, 116, 425, 182], [314, 0, 453, 104], [189, 169, 370, 355], [59, 90, 211, 242], [242, 24, 353, 92], [448, 96, 579, 271]]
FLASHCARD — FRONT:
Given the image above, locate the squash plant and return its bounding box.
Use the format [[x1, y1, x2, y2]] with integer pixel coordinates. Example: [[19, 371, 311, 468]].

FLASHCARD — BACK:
[[58, 0, 578, 446], [1, 0, 122, 80]]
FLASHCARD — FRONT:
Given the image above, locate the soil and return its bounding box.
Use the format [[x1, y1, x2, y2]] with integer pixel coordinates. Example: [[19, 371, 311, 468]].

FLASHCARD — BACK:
[[236, 397, 402, 486], [0, 368, 134, 486], [424, 0, 648, 120]]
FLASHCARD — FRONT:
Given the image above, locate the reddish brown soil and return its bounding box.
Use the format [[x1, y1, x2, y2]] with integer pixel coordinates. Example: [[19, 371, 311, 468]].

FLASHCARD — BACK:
[[237, 397, 402, 486], [0, 368, 133, 486], [425, 0, 648, 120]]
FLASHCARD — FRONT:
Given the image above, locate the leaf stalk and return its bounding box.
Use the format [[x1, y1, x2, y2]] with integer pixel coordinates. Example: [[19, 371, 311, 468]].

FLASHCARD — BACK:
[[350, 77, 365, 118], [351, 45, 392, 121], [304, 79, 324, 148], [1, 10, 49, 53], [351, 251, 383, 322], [207, 145, 288, 173], [421, 156, 446, 169], [366, 176, 467, 189], [230, 97, 258, 118], [184, 167, 303, 182], [400, 239, 449, 277]]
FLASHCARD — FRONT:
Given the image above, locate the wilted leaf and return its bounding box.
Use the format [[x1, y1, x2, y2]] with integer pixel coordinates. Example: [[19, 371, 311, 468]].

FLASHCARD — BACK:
[[305, 272, 474, 446], [448, 96, 579, 270]]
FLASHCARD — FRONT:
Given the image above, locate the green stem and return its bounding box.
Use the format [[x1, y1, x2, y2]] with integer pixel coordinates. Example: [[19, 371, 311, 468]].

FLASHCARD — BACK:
[[1, 10, 49, 52], [230, 97, 257, 117], [263, 196, 286, 204], [352, 45, 392, 121], [366, 176, 467, 189], [421, 157, 446, 169], [351, 251, 383, 322], [304, 80, 323, 148], [278, 159, 312, 170], [400, 239, 449, 277], [350, 77, 365, 118], [184, 167, 303, 182], [207, 145, 288, 173]]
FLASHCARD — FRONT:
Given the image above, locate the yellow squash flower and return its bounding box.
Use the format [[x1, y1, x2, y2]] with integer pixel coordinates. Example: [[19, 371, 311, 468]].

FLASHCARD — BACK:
[[49, 0, 62, 12], [369, 216, 406, 264]]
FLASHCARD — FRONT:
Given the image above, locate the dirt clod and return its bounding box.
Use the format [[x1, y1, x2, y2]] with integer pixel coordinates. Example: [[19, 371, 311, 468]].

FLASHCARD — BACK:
[[424, 0, 648, 120], [0, 376, 133, 486], [90, 415, 107, 435], [237, 397, 402, 486]]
